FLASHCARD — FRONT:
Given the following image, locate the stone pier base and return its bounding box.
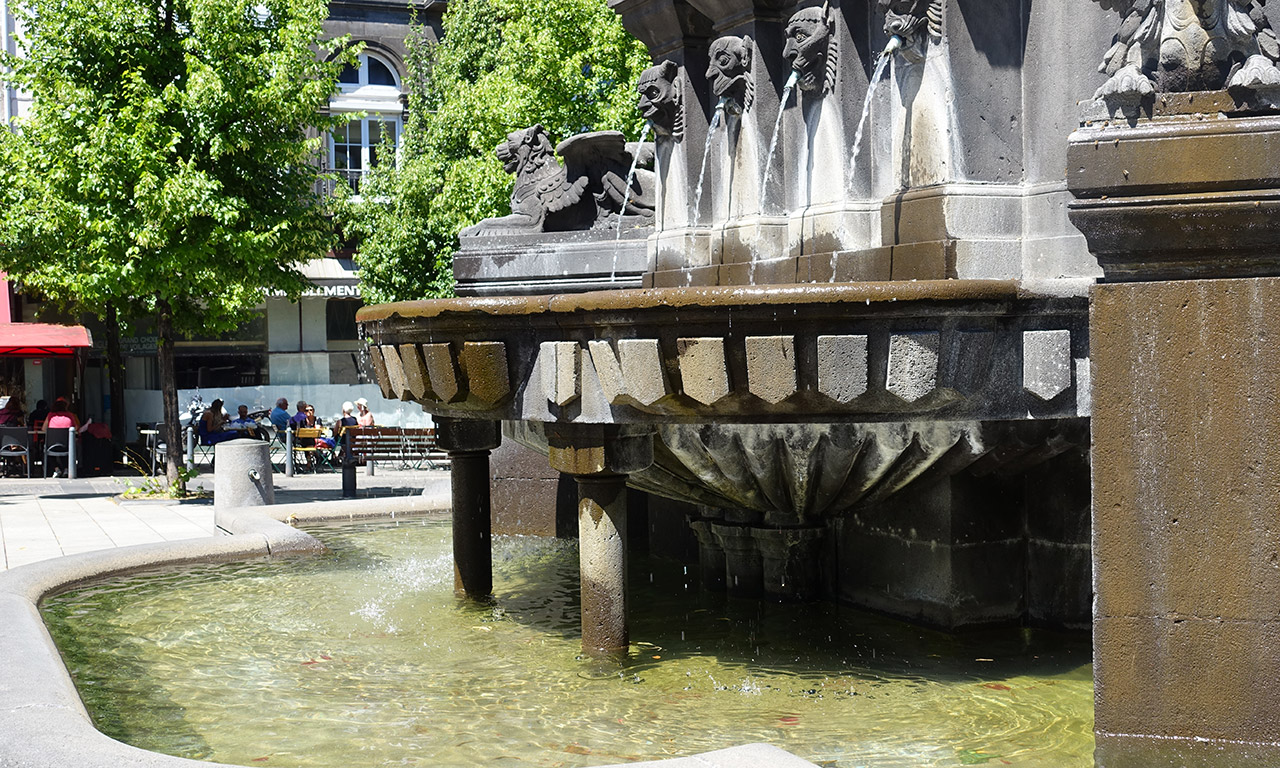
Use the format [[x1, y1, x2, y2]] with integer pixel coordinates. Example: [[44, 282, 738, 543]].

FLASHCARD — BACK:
[[1092, 277, 1280, 756]]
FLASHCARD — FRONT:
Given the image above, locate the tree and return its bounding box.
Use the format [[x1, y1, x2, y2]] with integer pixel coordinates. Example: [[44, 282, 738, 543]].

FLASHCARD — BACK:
[[342, 0, 650, 304], [0, 0, 354, 486]]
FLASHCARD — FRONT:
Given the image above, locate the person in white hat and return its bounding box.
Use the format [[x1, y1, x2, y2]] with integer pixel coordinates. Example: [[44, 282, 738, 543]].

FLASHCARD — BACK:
[[355, 397, 374, 427]]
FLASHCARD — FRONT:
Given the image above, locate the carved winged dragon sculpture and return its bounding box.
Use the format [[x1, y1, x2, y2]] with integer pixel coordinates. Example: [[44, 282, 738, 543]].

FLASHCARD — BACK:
[[460, 125, 655, 237], [1091, 0, 1280, 104]]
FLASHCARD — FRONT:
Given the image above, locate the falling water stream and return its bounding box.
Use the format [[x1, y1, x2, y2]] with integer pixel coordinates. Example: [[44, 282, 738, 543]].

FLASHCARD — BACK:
[[42, 518, 1094, 768], [611, 122, 653, 282], [760, 70, 800, 204], [833, 37, 902, 282], [691, 99, 727, 228]]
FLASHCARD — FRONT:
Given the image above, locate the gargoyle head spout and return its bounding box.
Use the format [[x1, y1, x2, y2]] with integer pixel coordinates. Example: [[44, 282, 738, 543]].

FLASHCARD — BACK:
[[706, 36, 754, 112], [784, 6, 836, 93], [495, 125, 554, 175], [636, 60, 683, 139], [878, 0, 929, 42]]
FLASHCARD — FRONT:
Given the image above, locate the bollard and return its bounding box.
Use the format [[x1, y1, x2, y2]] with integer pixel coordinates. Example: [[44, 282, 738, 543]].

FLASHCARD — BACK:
[[214, 439, 274, 510], [285, 428, 294, 477], [341, 440, 357, 498], [66, 432, 77, 480], [185, 426, 196, 472]]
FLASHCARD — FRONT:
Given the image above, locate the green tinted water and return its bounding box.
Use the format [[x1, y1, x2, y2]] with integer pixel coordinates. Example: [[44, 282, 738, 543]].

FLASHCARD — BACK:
[[42, 519, 1093, 768]]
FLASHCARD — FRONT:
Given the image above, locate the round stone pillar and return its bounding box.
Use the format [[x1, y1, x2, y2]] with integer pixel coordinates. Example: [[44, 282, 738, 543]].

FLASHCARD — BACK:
[[437, 419, 502, 600], [577, 474, 629, 655], [214, 439, 274, 510], [712, 522, 763, 598]]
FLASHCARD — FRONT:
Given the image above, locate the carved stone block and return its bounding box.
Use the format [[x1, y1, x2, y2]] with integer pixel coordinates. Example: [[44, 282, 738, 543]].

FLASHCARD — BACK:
[[817, 335, 869, 403], [378, 345, 411, 401], [422, 343, 461, 403], [1023, 330, 1072, 402], [677, 337, 730, 405], [886, 333, 940, 403], [459, 342, 511, 405], [398, 344, 435, 402], [745, 336, 797, 405], [367, 345, 394, 400], [618, 339, 668, 406], [587, 340, 626, 403], [541, 341, 581, 407]]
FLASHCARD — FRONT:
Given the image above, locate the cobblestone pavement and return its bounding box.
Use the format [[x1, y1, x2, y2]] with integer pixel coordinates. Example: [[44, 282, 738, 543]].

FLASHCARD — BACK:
[[0, 465, 449, 571]]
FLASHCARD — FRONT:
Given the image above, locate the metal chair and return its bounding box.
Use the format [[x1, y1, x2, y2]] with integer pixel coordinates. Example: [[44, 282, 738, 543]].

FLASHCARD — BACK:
[[0, 426, 31, 478], [43, 427, 73, 478]]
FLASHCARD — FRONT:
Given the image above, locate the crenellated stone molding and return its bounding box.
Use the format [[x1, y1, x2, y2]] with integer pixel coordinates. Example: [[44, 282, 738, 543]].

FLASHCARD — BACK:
[[360, 282, 1088, 425]]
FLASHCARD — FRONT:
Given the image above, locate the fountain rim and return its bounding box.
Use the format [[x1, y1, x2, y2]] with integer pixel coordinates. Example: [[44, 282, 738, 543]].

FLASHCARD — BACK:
[[357, 279, 1041, 323]]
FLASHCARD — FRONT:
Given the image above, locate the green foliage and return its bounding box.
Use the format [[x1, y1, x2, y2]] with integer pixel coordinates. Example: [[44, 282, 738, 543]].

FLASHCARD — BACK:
[[120, 448, 204, 498], [342, 0, 650, 304], [0, 0, 354, 335]]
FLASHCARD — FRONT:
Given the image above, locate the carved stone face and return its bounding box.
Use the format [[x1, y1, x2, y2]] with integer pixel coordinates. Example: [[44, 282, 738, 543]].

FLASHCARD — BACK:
[[879, 0, 928, 40], [783, 7, 833, 92], [636, 61, 682, 138], [495, 125, 552, 175], [705, 36, 753, 109]]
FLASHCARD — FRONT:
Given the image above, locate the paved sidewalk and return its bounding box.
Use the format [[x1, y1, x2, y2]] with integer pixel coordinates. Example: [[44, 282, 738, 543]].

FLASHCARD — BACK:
[[0, 466, 450, 571]]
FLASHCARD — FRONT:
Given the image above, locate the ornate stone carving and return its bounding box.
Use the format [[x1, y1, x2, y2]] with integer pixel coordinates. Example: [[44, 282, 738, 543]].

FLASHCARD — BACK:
[[705, 35, 755, 114], [879, 0, 943, 61], [1090, 0, 1280, 106], [459, 125, 656, 237], [784, 5, 837, 94], [637, 60, 684, 139]]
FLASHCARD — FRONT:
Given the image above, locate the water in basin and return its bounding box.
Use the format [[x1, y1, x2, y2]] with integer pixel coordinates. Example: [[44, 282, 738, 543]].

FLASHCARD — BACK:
[[42, 518, 1093, 768]]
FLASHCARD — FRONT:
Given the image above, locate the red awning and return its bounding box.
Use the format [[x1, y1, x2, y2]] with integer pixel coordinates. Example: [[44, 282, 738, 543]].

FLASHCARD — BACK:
[[0, 323, 93, 357]]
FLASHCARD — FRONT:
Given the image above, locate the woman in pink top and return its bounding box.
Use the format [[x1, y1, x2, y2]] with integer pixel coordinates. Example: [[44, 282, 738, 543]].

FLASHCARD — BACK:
[[355, 397, 374, 427], [43, 398, 80, 431]]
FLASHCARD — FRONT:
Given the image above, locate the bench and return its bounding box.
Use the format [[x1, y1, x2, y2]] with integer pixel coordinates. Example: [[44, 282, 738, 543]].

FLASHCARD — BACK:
[[345, 426, 450, 472]]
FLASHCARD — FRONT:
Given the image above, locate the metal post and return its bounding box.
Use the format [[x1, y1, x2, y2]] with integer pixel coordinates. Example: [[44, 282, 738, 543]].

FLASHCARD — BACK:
[[284, 428, 294, 477], [185, 426, 195, 472], [342, 437, 357, 498], [66, 430, 77, 480], [577, 474, 629, 655]]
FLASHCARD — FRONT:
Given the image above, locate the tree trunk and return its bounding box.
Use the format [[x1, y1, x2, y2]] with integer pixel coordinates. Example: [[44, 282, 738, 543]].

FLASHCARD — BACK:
[[156, 297, 183, 490], [105, 306, 126, 448]]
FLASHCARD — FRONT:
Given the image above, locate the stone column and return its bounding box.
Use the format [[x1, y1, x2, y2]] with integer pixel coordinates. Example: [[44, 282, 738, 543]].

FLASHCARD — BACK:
[[1069, 97, 1280, 763], [688, 517, 727, 591], [546, 424, 654, 656], [711, 522, 763, 598], [437, 418, 502, 600], [752, 526, 826, 601]]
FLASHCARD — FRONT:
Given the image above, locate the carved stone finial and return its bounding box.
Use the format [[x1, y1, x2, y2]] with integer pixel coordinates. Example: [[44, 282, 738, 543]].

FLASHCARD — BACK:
[[1090, 0, 1280, 107], [459, 126, 656, 237], [637, 60, 684, 140], [706, 35, 755, 114], [784, 5, 838, 94]]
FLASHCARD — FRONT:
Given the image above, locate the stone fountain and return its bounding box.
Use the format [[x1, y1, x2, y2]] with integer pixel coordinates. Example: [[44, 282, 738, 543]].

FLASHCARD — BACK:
[[361, 0, 1280, 764]]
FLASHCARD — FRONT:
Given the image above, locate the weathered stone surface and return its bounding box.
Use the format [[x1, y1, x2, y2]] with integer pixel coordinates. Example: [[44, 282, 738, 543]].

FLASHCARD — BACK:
[[886, 333, 939, 403], [588, 340, 626, 403], [398, 343, 435, 401], [618, 339, 668, 406], [817, 335, 869, 403], [541, 341, 581, 407], [367, 345, 394, 400], [422, 343, 461, 403], [677, 337, 730, 405], [1075, 358, 1092, 418], [1023, 330, 1072, 401], [545, 424, 655, 476], [1092, 277, 1280, 746], [745, 336, 796, 405], [379, 345, 411, 401], [214, 439, 274, 510], [459, 342, 511, 405]]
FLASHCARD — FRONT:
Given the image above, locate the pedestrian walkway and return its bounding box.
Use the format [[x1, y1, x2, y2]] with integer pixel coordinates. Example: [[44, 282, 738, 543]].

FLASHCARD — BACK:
[[0, 467, 449, 571]]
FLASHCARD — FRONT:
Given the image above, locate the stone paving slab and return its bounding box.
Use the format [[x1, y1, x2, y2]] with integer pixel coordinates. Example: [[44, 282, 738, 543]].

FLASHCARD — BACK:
[[0, 466, 447, 571]]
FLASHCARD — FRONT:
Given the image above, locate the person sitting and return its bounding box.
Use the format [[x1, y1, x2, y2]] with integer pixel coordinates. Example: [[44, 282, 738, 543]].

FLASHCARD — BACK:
[[307, 405, 336, 451], [228, 404, 263, 439], [28, 399, 49, 430], [269, 397, 290, 432], [355, 397, 374, 427], [0, 395, 22, 427], [290, 401, 310, 430], [41, 398, 81, 477], [335, 402, 358, 465], [197, 399, 237, 445]]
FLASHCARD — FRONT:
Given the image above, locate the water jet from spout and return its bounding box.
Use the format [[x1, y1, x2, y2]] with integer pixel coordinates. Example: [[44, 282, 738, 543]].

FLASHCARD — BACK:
[[612, 121, 653, 282], [692, 99, 727, 229]]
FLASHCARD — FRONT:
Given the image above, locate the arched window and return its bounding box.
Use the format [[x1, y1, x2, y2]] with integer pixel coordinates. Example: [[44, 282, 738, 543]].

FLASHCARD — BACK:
[[329, 51, 403, 193]]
